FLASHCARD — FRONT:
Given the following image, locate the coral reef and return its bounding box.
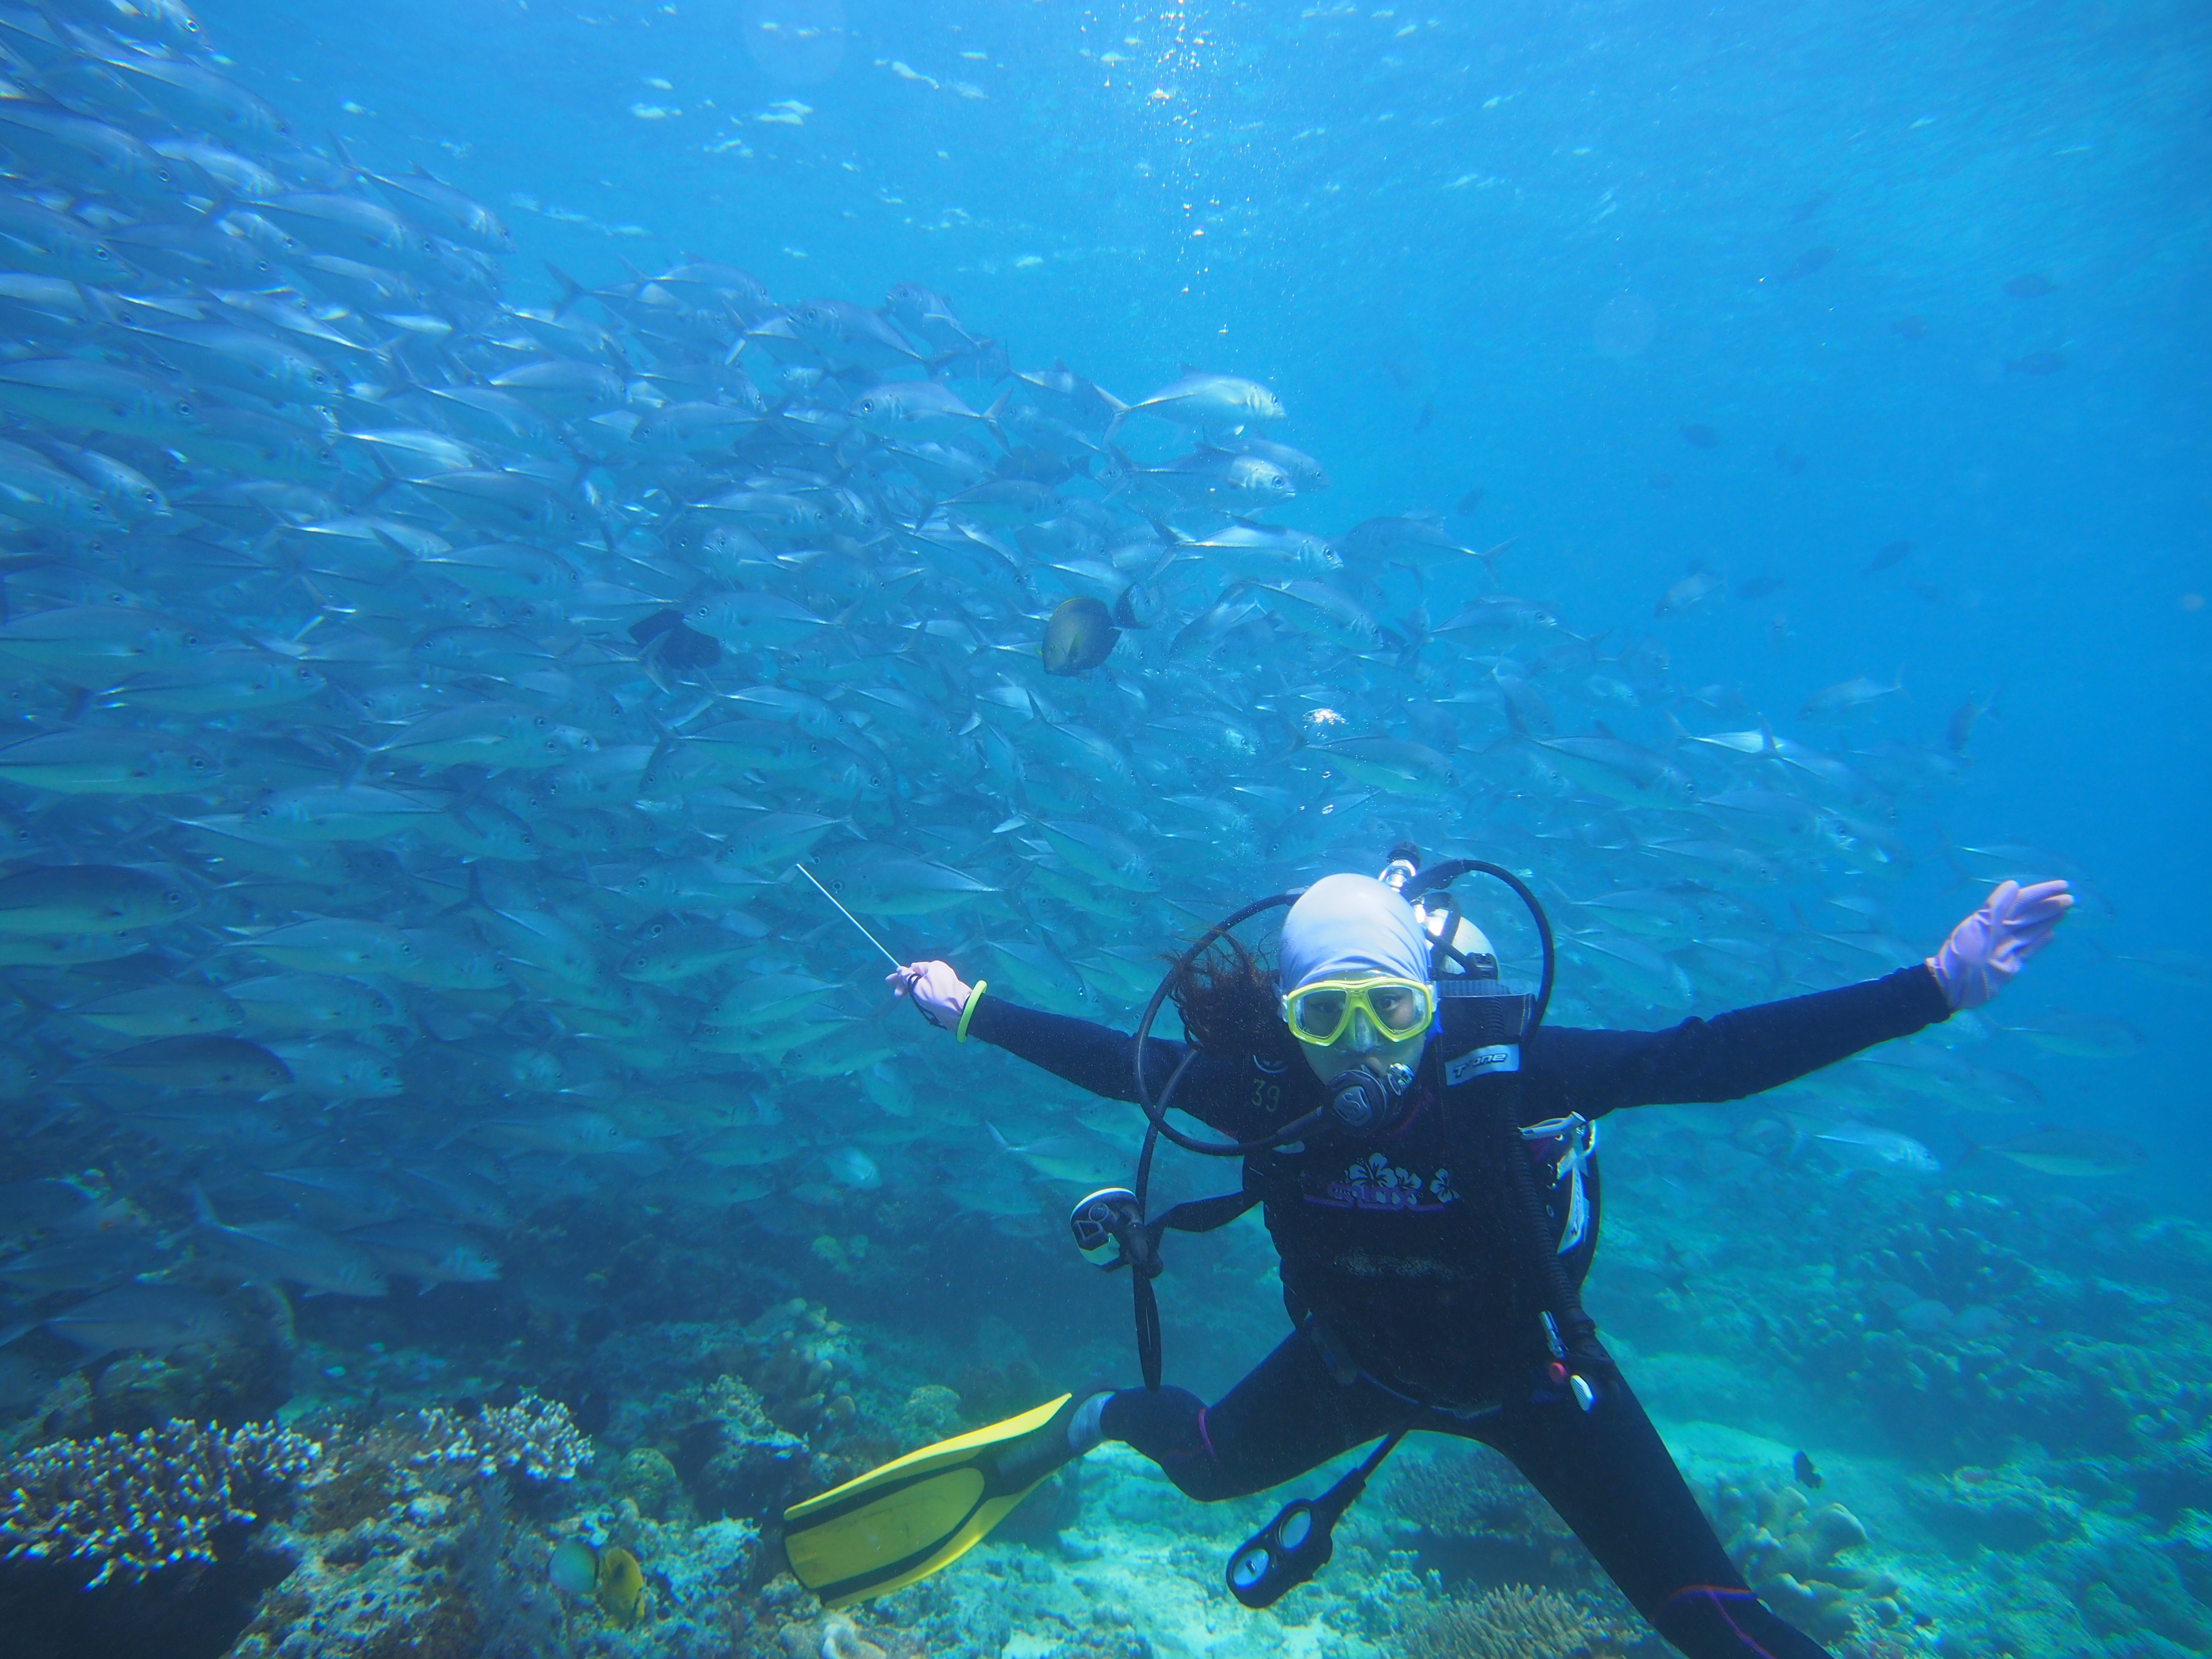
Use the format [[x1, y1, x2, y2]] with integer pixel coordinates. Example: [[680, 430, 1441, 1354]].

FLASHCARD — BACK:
[[820, 1612, 888, 1659], [2076, 1533, 2212, 1653], [1712, 1479, 1904, 1645], [1382, 1441, 1585, 1586], [1911, 1462, 2085, 1551], [229, 1418, 763, 1659], [9, 1157, 2210, 1659], [614, 1446, 686, 1521], [412, 1392, 595, 1484], [723, 1301, 864, 1439], [668, 1371, 813, 1522], [1398, 1582, 1639, 1659], [896, 1384, 965, 1447], [0, 1419, 321, 1588]]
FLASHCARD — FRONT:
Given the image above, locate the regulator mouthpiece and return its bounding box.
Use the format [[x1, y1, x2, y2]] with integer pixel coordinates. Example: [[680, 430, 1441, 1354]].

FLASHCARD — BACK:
[[1326, 1068, 1390, 1130]]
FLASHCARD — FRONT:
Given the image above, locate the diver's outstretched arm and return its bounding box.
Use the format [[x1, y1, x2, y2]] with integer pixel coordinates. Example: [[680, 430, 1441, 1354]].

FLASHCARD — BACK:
[[1521, 878, 2069, 1118], [1524, 963, 1951, 1117], [888, 960, 1254, 1125], [967, 997, 1254, 1128]]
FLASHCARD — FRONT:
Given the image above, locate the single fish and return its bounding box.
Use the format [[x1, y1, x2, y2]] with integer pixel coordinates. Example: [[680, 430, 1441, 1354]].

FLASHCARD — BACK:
[[1801, 673, 1905, 718], [1978, 1129, 2145, 1179], [1042, 595, 1119, 675], [1110, 371, 1283, 434], [42, 1284, 240, 1355], [1805, 1121, 1942, 1175]]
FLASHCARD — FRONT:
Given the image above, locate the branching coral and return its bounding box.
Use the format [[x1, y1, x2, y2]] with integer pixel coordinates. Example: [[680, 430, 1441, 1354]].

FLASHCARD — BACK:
[[1384, 1447, 1575, 1547], [412, 1392, 593, 1483], [1399, 1583, 1631, 1659], [0, 1418, 321, 1588]]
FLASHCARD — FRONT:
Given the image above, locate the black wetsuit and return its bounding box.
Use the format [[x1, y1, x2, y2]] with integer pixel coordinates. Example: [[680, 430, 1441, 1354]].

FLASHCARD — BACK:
[[968, 963, 1951, 1659]]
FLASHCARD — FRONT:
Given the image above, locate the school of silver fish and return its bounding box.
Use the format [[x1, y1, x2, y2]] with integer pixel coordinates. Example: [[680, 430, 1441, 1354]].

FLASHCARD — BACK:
[[0, 0, 2127, 1362]]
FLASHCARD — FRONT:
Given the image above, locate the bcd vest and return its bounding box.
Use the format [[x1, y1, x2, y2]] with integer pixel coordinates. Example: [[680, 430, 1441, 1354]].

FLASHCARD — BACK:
[[1240, 986, 1602, 1409]]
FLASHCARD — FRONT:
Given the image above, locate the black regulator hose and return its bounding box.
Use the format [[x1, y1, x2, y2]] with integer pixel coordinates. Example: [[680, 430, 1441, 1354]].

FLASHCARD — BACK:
[[1130, 890, 1326, 1158], [1402, 858, 1555, 1033]]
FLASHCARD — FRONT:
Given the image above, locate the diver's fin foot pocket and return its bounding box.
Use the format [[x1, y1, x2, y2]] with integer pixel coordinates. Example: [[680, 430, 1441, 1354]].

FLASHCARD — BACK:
[[781, 1394, 1073, 1608]]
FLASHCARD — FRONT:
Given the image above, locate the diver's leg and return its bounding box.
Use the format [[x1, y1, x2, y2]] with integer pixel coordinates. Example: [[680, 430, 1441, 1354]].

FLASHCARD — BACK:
[[1101, 1326, 1403, 1501], [1468, 1370, 1835, 1659]]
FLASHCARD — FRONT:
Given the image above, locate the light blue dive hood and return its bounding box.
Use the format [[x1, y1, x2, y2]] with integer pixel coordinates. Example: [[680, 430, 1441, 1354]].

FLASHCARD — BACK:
[[1276, 873, 1431, 993]]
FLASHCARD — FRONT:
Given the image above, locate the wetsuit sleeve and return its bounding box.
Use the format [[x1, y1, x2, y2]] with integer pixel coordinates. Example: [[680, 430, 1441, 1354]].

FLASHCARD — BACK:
[[962, 996, 1257, 1133], [1523, 963, 1950, 1118]]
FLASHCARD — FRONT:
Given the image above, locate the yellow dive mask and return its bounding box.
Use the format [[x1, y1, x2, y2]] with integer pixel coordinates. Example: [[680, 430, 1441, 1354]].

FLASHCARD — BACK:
[[1279, 976, 1436, 1047]]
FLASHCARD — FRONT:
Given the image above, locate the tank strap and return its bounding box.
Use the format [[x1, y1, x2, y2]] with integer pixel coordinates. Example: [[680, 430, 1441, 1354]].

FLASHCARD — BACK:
[[1435, 996, 1614, 1407]]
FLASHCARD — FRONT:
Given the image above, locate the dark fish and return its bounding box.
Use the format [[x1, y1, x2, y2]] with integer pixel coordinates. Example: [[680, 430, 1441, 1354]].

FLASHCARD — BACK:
[[1948, 692, 1998, 756], [1774, 446, 1807, 475], [1891, 316, 1928, 340], [0, 1178, 97, 1238], [0, 1231, 168, 1292], [43, 1283, 239, 1355], [1647, 472, 1673, 489], [77, 1035, 292, 1094], [1414, 401, 1433, 433], [1788, 190, 1831, 223], [1863, 539, 1913, 575], [2007, 352, 2065, 375], [1793, 1451, 1823, 1489], [1735, 576, 1786, 600], [1680, 424, 1719, 450], [1042, 595, 1119, 675], [1980, 1128, 2145, 1178], [1657, 571, 1726, 617], [1779, 247, 1836, 281], [1455, 489, 1483, 517], [629, 606, 721, 673], [2004, 273, 2057, 299]]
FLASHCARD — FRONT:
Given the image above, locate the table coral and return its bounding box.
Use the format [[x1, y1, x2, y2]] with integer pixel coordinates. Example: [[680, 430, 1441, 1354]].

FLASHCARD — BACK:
[[0, 1419, 322, 1588]]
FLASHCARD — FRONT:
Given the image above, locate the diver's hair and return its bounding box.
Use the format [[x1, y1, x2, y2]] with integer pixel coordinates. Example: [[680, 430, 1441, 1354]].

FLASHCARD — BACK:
[[1167, 934, 1295, 1062]]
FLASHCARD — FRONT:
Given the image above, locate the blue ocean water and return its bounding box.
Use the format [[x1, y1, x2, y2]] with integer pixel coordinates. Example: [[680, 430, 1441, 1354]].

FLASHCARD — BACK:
[[0, 1, 2203, 1656], [214, 0, 2207, 1149]]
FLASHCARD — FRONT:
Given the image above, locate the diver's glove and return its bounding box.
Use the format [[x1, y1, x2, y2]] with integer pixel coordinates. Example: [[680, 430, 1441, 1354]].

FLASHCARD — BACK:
[[887, 960, 973, 1029], [1926, 879, 2073, 1010]]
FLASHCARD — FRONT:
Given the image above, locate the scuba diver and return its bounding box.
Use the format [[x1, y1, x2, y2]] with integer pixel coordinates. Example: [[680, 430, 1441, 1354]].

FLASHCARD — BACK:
[[781, 851, 2071, 1659]]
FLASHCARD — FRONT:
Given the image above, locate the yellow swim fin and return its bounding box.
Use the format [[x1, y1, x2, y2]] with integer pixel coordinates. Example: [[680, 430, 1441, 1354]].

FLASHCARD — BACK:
[[781, 1394, 1074, 1608]]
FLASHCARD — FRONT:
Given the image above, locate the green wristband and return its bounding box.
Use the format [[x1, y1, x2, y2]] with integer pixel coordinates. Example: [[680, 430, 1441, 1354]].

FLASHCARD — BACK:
[[955, 980, 987, 1043]]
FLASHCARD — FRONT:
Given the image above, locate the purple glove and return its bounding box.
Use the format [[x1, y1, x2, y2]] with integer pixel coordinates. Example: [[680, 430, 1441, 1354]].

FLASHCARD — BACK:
[[886, 960, 971, 1030], [1926, 879, 2073, 1010]]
